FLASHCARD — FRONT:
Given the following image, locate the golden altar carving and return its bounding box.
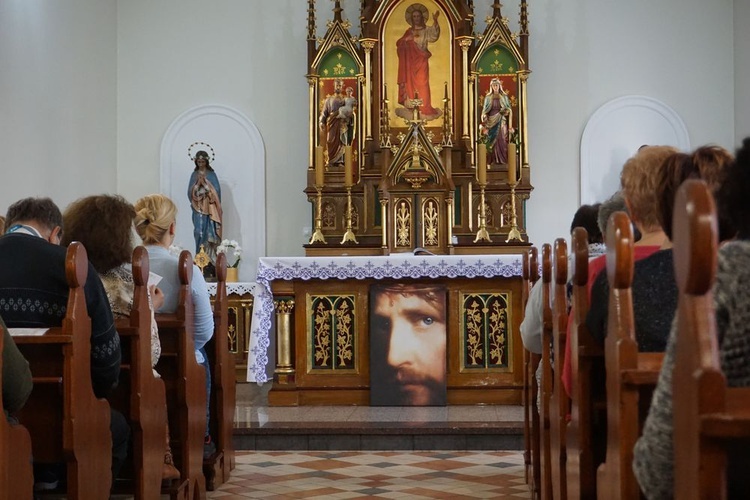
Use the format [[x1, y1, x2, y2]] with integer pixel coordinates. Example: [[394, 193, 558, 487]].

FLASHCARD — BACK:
[[304, 0, 532, 256]]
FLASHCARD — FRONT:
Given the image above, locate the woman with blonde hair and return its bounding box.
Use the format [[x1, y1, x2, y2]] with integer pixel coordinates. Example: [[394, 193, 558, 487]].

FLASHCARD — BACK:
[[133, 193, 216, 456]]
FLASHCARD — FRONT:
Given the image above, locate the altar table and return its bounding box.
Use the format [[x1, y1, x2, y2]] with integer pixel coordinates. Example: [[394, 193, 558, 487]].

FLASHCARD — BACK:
[[248, 254, 526, 405]]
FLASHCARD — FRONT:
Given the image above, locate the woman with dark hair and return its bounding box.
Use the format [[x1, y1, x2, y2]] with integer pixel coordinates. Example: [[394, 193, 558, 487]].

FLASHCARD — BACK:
[[188, 150, 222, 261], [62, 194, 180, 481]]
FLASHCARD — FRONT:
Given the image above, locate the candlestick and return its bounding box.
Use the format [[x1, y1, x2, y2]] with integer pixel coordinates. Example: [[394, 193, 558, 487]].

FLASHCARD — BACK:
[[508, 142, 517, 185], [477, 143, 487, 185], [344, 146, 353, 187], [341, 186, 358, 244], [473, 184, 492, 243], [309, 187, 326, 244], [315, 146, 325, 187]]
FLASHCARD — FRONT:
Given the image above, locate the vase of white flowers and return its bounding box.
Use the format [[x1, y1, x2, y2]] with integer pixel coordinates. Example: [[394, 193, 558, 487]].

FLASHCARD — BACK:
[[216, 239, 242, 282]]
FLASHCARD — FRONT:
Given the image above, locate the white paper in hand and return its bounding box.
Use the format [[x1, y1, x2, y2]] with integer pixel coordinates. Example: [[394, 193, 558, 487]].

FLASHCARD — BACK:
[[148, 272, 163, 288]]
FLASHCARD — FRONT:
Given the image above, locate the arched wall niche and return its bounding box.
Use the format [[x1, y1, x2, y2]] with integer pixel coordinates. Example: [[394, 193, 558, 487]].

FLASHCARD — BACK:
[[160, 104, 266, 282]]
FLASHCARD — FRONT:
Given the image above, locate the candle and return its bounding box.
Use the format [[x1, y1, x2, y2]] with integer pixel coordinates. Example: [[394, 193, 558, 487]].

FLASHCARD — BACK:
[[344, 146, 354, 187], [315, 146, 325, 187], [476, 143, 487, 185], [508, 143, 517, 185]]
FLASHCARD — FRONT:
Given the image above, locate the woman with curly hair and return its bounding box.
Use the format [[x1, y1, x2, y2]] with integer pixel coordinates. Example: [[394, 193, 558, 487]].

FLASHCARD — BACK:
[[62, 194, 180, 481]]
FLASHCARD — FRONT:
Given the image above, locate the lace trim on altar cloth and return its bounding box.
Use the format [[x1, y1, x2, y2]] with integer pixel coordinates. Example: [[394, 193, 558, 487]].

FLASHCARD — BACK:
[[206, 282, 258, 296], [256, 255, 523, 284], [205, 281, 269, 384]]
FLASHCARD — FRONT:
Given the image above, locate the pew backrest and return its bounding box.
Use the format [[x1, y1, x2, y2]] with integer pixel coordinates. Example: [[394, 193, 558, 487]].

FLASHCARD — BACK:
[[566, 227, 606, 500], [539, 243, 554, 500], [204, 252, 236, 488], [14, 242, 112, 499], [549, 238, 569, 499], [525, 246, 543, 496], [597, 212, 663, 500], [672, 179, 750, 498], [111, 246, 168, 498], [155, 250, 207, 500], [0, 322, 34, 499]]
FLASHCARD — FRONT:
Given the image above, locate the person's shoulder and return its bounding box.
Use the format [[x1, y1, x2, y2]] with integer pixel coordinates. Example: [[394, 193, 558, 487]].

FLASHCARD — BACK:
[[718, 240, 750, 262], [717, 240, 750, 282], [0, 233, 65, 253], [636, 248, 673, 268]]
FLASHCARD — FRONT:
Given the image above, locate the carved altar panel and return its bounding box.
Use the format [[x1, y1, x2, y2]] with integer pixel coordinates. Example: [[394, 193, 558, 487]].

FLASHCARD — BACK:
[[394, 197, 413, 248], [421, 197, 440, 247], [307, 294, 357, 372], [460, 291, 511, 372]]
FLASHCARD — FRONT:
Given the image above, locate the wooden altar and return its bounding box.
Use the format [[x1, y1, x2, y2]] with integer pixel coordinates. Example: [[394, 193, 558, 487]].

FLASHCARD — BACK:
[[304, 0, 533, 255], [256, 255, 525, 406], [265, 0, 536, 406]]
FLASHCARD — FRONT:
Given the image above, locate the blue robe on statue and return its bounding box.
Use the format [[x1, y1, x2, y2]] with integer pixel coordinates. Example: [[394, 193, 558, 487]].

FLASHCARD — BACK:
[[188, 168, 222, 258]]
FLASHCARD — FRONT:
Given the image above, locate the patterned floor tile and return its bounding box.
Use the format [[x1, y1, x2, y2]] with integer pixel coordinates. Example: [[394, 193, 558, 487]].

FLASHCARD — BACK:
[[208, 451, 531, 498]]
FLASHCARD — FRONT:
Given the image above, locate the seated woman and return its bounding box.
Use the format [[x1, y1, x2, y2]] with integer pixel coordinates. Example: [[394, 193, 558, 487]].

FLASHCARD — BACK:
[[633, 140, 747, 499], [132, 194, 215, 456], [586, 146, 679, 349], [587, 145, 732, 351], [61, 194, 180, 481]]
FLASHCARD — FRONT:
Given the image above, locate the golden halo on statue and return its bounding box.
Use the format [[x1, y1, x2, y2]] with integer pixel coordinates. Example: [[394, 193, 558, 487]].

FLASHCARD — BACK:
[[404, 3, 428, 25], [188, 141, 216, 162]]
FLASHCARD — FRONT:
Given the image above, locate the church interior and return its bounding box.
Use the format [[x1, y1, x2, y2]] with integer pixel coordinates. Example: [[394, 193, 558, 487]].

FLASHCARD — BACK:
[[2, 0, 750, 498]]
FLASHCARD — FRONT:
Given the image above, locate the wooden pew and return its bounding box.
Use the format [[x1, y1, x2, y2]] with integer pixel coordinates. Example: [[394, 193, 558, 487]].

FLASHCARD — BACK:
[[539, 243, 554, 500], [14, 242, 112, 499], [565, 227, 606, 500], [0, 322, 34, 499], [522, 250, 532, 485], [109, 246, 188, 499], [672, 179, 750, 498], [596, 212, 663, 500], [528, 246, 542, 499], [549, 238, 569, 499], [203, 253, 236, 490], [155, 250, 208, 500]]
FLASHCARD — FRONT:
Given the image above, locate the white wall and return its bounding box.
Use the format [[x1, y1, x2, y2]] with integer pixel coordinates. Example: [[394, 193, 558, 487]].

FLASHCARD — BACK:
[[117, 0, 309, 257], [735, 0, 750, 145], [525, 0, 734, 248], [0, 0, 117, 212], [2, 0, 741, 258]]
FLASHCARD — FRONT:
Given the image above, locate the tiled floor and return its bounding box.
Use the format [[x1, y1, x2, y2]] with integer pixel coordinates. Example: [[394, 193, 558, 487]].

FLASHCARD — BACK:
[[210, 384, 529, 497], [209, 450, 531, 499]]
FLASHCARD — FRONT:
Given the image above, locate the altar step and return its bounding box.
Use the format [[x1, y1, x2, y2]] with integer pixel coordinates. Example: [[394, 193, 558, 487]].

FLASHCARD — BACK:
[[233, 420, 523, 451], [232, 405, 524, 451]]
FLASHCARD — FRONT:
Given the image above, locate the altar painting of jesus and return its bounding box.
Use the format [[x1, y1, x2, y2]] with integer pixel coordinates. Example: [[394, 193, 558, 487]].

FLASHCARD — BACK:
[[384, 0, 451, 126]]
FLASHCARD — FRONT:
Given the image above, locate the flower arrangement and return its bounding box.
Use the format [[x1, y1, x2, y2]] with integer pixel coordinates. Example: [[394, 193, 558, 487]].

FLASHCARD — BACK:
[[216, 239, 242, 268], [168, 244, 183, 257]]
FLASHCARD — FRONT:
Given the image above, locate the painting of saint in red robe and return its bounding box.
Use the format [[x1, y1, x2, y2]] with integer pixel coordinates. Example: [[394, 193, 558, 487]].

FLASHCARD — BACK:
[[396, 3, 442, 121]]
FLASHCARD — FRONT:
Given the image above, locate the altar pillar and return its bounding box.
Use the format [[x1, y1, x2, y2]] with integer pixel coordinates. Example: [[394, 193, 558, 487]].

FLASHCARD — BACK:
[[274, 298, 296, 384], [458, 37, 473, 140]]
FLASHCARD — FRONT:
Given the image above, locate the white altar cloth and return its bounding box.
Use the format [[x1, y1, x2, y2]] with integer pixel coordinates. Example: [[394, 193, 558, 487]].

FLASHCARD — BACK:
[[212, 254, 524, 384]]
